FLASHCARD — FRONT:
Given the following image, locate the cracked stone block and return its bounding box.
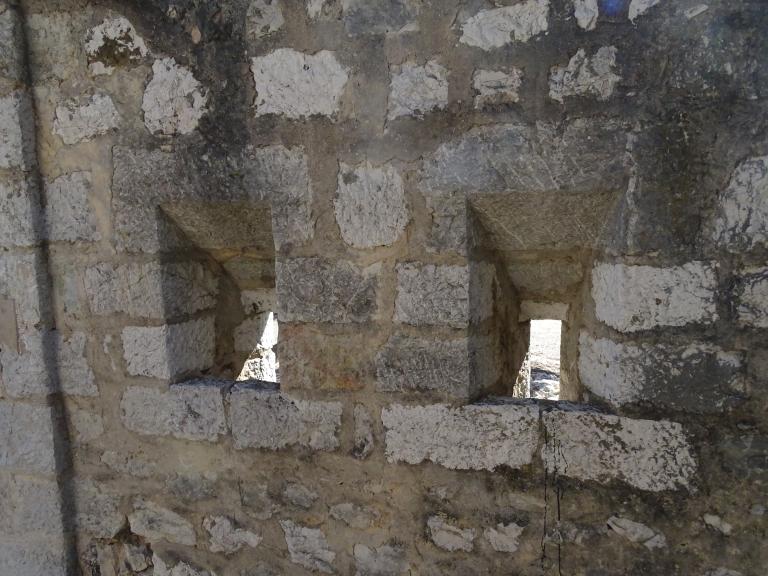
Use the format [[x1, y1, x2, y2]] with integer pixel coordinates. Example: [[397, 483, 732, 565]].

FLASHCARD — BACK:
[[0, 401, 56, 474], [276, 258, 377, 323], [460, 0, 549, 50], [85, 260, 218, 319], [353, 544, 408, 576], [251, 49, 348, 119], [335, 162, 409, 248], [342, 0, 418, 36], [427, 515, 475, 552], [204, 515, 262, 554], [45, 171, 99, 242], [542, 408, 697, 492], [710, 156, 768, 252], [484, 522, 524, 553], [85, 16, 148, 76], [735, 267, 768, 328], [120, 380, 227, 442], [128, 499, 196, 546], [53, 93, 120, 145], [387, 60, 448, 120], [473, 68, 523, 108], [0, 473, 63, 538], [592, 261, 718, 332], [352, 403, 374, 459], [121, 317, 215, 379], [142, 58, 208, 135], [381, 402, 539, 471], [0, 176, 39, 247], [607, 516, 666, 549], [0, 91, 35, 169], [579, 332, 745, 412], [229, 382, 342, 451], [629, 0, 662, 22], [329, 502, 379, 529], [394, 263, 469, 328], [280, 520, 336, 573], [247, 0, 284, 38], [574, 0, 598, 30], [549, 46, 620, 103], [375, 334, 470, 396], [74, 480, 124, 539]]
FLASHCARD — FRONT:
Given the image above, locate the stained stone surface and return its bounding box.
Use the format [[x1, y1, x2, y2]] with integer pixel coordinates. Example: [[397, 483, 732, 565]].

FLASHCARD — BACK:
[[573, 0, 598, 30], [354, 544, 408, 576], [53, 93, 120, 144], [549, 46, 620, 103], [472, 69, 523, 108], [44, 171, 99, 242], [427, 515, 475, 552], [247, 0, 285, 39], [734, 267, 768, 328], [85, 16, 147, 75], [342, 0, 418, 36], [203, 515, 262, 554], [128, 499, 196, 546], [484, 522, 524, 553]]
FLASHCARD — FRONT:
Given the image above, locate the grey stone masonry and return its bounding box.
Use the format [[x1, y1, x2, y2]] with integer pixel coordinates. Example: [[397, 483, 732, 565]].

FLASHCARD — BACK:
[[0, 401, 56, 474], [394, 263, 469, 328]]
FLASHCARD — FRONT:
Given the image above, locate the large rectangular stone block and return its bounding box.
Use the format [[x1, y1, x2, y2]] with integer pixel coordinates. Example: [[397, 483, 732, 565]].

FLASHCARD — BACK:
[[0, 401, 56, 474], [44, 171, 99, 242], [0, 473, 63, 538], [394, 263, 469, 328], [0, 541, 68, 576], [0, 251, 45, 331], [0, 176, 39, 247]]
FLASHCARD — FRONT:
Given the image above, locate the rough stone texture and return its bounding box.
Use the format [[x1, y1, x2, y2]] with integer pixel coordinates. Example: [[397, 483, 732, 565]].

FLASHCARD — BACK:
[[352, 403, 374, 459], [484, 522, 524, 553], [69, 409, 104, 443], [394, 263, 469, 328], [53, 93, 120, 145], [542, 409, 697, 492], [120, 380, 228, 442], [0, 473, 63, 537], [0, 9, 24, 82], [460, 1, 549, 49], [142, 58, 208, 135], [229, 383, 342, 451], [607, 516, 667, 549], [276, 258, 377, 323], [329, 502, 379, 528], [0, 176, 38, 247], [549, 47, 620, 103], [629, 0, 662, 22], [0, 542, 68, 576], [251, 49, 348, 118], [342, 0, 418, 36], [354, 544, 408, 576], [387, 60, 448, 120], [382, 402, 539, 471], [574, 0, 598, 30], [85, 16, 148, 75], [425, 190, 466, 254], [734, 267, 768, 328], [0, 91, 35, 170], [592, 262, 718, 332], [375, 334, 469, 395], [335, 162, 409, 248], [710, 156, 768, 252], [0, 401, 56, 473], [246, 0, 285, 39], [427, 515, 475, 552], [121, 317, 215, 379], [152, 554, 213, 576], [280, 520, 336, 573], [128, 499, 196, 546], [283, 482, 318, 508], [74, 480, 124, 539], [85, 260, 218, 319], [472, 69, 522, 108], [203, 515, 262, 554], [44, 171, 99, 242]]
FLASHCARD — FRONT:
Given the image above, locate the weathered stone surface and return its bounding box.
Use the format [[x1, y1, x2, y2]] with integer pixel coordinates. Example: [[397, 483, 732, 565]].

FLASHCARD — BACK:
[[375, 334, 469, 395], [0, 91, 35, 169], [0, 9, 23, 82], [382, 402, 539, 471], [427, 515, 475, 552], [120, 380, 227, 442], [45, 171, 99, 242], [0, 542, 68, 576], [85, 16, 148, 76], [152, 554, 214, 576], [352, 403, 374, 459], [229, 382, 342, 451], [472, 69, 522, 108], [629, 0, 662, 22], [484, 522, 524, 553], [85, 260, 217, 319], [354, 544, 408, 576], [710, 156, 768, 252], [394, 263, 468, 328], [235, 312, 278, 352], [573, 0, 598, 30], [25, 11, 83, 84], [0, 473, 62, 537], [508, 260, 584, 296], [251, 49, 348, 118], [702, 514, 732, 535], [734, 267, 768, 328], [0, 252, 45, 335], [592, 262, 718, 332], [460, 1, 549, 50], [387, 60, 448, 120], [0, 401, 55, 473], [0, 176, 38, 247], [280, 520, 336, 573], [70, 409, 104, 443], [549, 46, 620, 103], [142, 58, 208, 135], [276, 258, 377, 323], [74, 480, 124, 539], [240, 482, 278, 519], [121, 317, 215, 379], [542, 408, 697, 492], [335, 162, 408, 248], [247, 0, 285, 39], [203, 515, 262, 554], [425, 190, 466, 254], [282, 482, 318, 508], [329, 502, 379, 528], [607, 516, 666, 549], [53, 93, 120, 145], [342, 0, 418, 36], [129, 499, 196, 546]]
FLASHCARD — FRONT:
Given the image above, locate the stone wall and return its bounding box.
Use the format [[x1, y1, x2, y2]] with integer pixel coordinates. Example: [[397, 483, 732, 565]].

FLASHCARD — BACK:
[[0, 0, 766, 575]]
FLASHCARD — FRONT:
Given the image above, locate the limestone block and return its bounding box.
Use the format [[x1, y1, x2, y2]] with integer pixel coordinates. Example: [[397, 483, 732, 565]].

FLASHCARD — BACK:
[[0, 9, 23, 82], [387, 60, 448, 120], [0, 251, 44, 331], [735, 267, 768, 328], [85, 16, 148, 76], [128, 499, 196, 546], [0, 91, 35, 169], [329, 502, 379, 529], [710, 156, 768, 251], [276, 258, 377, 323], [240, 483, 278, 519], [573, 0, 598, 30], [229, 383, 342, 451], [394, 263, 468, 328], [606, 516, 666, 549], [353, 544, 408, 576], [381, 402, 539, 471], [375, 334, 469, 395], [74, 480, 124, 539], [0, 542, 68, 576], [542, 408, 696, 491], [484, 522, 524, 553], [460, 0, 549, 50], [427, 515, 475, 552], [251, 49, 348, 118], [0, 473, 62, 537], [280, 520, 336, 573], [334, 162, 409, 248], [0, 401, 56, 474], [342, 0, 418, 36], [0, 176, 38, 247], [247, 0, 284, 38], [473, 69, 523, 108], [352, 403, 374, 459], [143, 58, 208, 135], [121, 317, 215, 379], [120, 380, 227, 442], [203, 515, 262, 554], [629, 0, 662, 22], [579, 332, 745, 412], [549, 46, 620, 103], [592, 261, 718, 332], [53, 93, 120, 145], [85, 260, 218, 319], [45, 171, 99, 242]]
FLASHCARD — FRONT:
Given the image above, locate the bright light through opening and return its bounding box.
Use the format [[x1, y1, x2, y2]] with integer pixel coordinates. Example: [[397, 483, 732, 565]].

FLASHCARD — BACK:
[[529, 319, 561, 400]]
